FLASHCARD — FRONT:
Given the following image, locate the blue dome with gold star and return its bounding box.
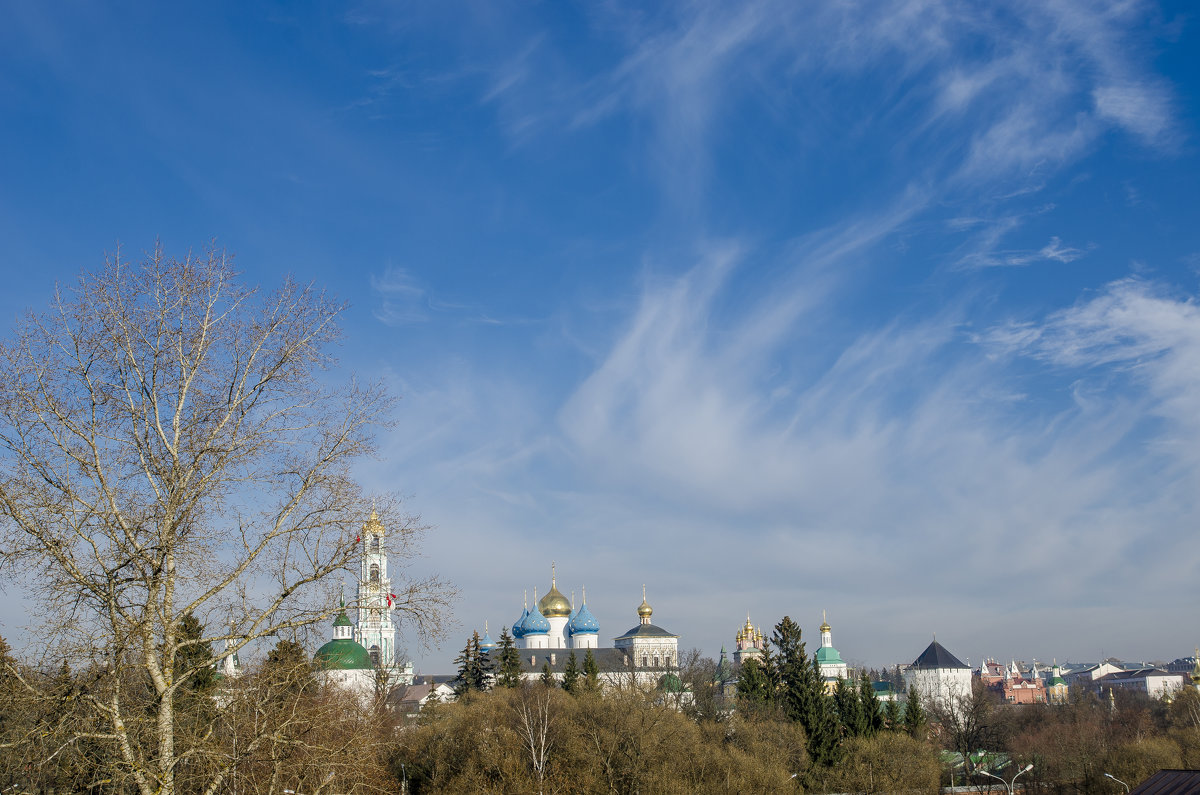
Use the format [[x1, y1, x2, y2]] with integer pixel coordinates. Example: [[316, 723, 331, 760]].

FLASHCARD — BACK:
[[567, 602, 599, 635], [522, 602, 550, 635], [512, 606, 529, 638]]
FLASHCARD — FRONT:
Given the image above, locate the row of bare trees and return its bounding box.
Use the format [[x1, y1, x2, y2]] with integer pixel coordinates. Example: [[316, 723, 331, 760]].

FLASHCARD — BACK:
[[926, 679, 1200, 794]]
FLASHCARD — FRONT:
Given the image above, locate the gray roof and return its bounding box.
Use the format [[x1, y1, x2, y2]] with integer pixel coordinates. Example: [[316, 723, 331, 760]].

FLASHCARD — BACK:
[[1096, 668, 1182, 683], [1130, 769, 1200, 795], [911, 640, 969, 670], [518, 647, 676, 674], [614, 623, 678, 640]]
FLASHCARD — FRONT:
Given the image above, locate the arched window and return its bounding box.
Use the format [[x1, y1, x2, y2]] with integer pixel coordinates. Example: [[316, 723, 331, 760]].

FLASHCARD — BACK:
[[654, 656, 659, 667], [642, 655, 648, 667], [369, 645, 380, 666], [369, 563, 379, 583], [371, 536, 380, 552]]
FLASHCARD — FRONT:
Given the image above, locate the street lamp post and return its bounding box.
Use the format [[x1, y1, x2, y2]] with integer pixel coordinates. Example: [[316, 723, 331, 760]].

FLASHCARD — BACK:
[[1105, 773, 1130, 793], [977, 763, 1034, 795]]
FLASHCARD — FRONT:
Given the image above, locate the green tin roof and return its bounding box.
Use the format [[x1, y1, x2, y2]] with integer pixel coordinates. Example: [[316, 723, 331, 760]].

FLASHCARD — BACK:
[[815, 646, 844, 665], [314, 638, 374, 670], [333, 610, 353, 628], [659, 672, 684, 693]]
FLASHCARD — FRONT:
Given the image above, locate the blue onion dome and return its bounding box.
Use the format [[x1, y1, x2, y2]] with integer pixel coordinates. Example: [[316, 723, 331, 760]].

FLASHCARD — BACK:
[[523, 601, 550, 635], [513, 602, 529, 639], [567, 602, 599, 636], [479, 622, 496, 652]]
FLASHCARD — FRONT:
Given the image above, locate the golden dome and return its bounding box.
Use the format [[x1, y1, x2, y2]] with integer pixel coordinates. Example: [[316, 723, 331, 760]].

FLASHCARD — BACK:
[[539, 579, 571, 618], [637, 584, 653, 618], [820, 610, 831, 634]]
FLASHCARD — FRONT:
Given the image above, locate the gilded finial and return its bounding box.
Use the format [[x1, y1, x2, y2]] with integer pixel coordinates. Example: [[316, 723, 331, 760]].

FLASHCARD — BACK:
[[582, 585, 587, 604], [524, 589, 528, 610], [552, 560, 556, 588]]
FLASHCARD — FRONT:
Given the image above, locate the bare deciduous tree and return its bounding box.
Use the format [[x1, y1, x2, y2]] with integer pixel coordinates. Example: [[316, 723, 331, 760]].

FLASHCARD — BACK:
[[0, 246, 451, 795], [512, 684, 559, 795]]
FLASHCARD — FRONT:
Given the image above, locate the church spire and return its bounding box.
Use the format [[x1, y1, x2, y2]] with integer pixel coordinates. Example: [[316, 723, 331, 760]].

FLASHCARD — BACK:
[[637, 585, 653, 624]]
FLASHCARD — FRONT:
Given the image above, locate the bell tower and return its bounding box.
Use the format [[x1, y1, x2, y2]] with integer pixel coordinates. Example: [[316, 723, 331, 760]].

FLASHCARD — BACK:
[[355, 507, 397, 670]]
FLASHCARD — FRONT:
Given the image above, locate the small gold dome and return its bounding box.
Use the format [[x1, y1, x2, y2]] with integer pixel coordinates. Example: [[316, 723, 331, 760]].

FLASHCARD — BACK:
[[637, 585, 653, 618]]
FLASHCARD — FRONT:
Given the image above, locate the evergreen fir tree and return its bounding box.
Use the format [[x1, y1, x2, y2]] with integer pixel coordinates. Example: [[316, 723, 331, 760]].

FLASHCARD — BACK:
[[884, 695, 902, 730], [759, 642, 781, 696], [453, 631, 488, 695], [583, 648, 601, 693], [496, 627, 522, 688], [174, 613, 215, 693], [771, 616, 840, 767], [903, 684, 927, 739], [561, 651, 580, 694], [469, 631, 487, 691], [858, 669, 883, 736], [833, 675, 863, 737], [540, 661, 555, 687], [264, 638, 312, 695], [452, 638, 475, 696], [735, 656, 774, 709], [478, 634, 497, 689]]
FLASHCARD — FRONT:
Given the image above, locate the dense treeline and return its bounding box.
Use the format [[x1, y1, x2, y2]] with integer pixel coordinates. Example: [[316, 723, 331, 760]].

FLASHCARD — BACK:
[[0, 633, 396, 794], [4, 618, 1200, 793]]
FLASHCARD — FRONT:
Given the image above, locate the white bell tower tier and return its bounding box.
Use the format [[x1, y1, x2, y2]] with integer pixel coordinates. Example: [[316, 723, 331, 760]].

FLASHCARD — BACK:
[[355, 507, 397, 670]]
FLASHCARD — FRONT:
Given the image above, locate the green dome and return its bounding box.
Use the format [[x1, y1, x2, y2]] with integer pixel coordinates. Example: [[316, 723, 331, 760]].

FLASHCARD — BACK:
[[314, 638, 374, 670], [815, 646, 844, 665], [659, 673, 684, 693]]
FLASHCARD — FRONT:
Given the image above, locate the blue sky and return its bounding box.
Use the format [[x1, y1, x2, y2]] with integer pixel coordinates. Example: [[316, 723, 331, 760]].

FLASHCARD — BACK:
[[2, 1, 1198, 673]]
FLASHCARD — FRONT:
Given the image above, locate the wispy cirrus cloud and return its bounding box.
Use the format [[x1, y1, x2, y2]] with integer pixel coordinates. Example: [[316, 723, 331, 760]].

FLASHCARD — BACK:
[[990, 277, 1200, 448]]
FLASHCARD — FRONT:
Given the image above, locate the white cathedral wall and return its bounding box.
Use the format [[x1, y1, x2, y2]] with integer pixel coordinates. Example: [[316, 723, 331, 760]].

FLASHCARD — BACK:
[[547, 616, 568, 649], [320, 669, 375, 704], [571, 632, 598, 649], [821, 661, 848, 680]]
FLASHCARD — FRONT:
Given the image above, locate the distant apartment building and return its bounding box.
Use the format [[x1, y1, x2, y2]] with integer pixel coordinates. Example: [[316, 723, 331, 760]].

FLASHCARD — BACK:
[[1092, 668, 1188, 700]]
